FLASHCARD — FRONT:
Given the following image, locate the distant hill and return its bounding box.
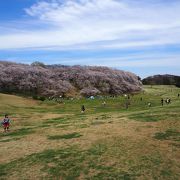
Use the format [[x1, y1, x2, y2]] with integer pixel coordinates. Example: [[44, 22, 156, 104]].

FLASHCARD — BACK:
[[0, 61, 142, 97], [142, 74, 180, 87]]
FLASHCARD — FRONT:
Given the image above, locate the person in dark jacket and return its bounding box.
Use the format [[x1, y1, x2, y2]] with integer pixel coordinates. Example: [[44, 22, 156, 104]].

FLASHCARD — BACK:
[[161, 98, 164, 106], [81, 105, 85, 113]]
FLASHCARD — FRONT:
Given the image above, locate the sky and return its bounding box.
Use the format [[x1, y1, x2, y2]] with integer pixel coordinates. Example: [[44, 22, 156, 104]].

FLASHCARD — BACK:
[[0, 0, 180, 78]]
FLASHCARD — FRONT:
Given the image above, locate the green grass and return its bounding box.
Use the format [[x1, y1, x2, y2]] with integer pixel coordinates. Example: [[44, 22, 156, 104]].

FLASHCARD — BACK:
[[44, 117, 70, 124], [0, 143, 140, 179], [128, 104, 180, 122], [154, 129, 180, 141], [0, 85, 180, 179], [44, 116, 83, 125], [1, 139, 179, 179]]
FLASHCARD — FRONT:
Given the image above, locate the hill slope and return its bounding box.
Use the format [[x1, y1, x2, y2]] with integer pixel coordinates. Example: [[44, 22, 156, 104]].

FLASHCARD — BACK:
[[0, 61, 142, 97], [142, 74, 180, 87], [0, 86, 180, 179]]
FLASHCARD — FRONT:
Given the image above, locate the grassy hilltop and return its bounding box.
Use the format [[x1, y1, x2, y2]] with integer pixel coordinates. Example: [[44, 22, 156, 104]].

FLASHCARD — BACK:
[[0, 85, 180, 179]]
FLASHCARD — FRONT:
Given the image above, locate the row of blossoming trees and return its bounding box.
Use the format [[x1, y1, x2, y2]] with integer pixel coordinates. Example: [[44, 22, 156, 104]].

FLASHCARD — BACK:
[[0, 61, 142, 98]]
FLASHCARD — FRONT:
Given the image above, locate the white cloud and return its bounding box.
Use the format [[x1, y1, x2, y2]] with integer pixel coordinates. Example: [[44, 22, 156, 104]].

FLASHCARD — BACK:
[[52, 54, 180, 68], [0, 0, 180, 50]]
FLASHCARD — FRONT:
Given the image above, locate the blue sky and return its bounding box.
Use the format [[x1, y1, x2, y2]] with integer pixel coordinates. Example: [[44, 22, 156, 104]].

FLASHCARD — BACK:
[[0, 0, 180, 78]]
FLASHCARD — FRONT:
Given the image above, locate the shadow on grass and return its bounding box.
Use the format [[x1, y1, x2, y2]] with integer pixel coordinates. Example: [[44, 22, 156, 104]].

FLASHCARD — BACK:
[[1, 137, 179, 179], [154, 129, 180, 141], [0, 143, 136, 179], [0, 137, 21, 143], [0, 128, 34, 138], [48, 132, 82, 140], [91, 121, 106, 125]]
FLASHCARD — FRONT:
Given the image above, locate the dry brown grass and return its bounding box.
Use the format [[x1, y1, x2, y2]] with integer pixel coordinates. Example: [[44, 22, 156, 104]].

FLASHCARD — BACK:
[[0, 89, 179, 179]]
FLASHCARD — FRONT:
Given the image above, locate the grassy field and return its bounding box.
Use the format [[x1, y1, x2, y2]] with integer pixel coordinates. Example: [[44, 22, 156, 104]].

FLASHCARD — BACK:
[[0, 85, 180, 180]]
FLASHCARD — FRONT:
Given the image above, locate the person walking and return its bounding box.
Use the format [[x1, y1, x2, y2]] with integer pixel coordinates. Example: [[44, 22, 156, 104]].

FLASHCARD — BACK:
[[81, 105, 85, 113], [161, 98, 164, 106]]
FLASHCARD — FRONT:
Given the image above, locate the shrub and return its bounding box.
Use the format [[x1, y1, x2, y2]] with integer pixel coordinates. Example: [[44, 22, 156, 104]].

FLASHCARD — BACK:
[[32, 95, 38, 100], [39, 96, 46, 101]]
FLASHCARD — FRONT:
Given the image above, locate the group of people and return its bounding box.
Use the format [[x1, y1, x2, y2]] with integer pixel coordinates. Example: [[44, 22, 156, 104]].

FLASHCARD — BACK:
[[148, 93, 180, 108], [1, 114, 11, 133], [1, 93, 179, 132]]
